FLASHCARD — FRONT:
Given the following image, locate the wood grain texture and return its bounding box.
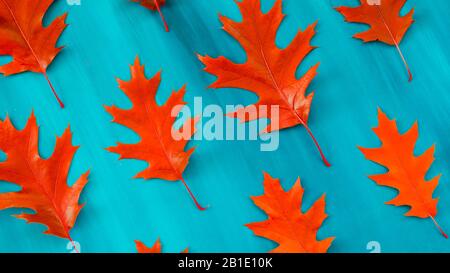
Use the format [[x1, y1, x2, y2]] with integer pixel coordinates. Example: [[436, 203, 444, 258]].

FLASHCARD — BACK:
[[0, 0, 449, 253]]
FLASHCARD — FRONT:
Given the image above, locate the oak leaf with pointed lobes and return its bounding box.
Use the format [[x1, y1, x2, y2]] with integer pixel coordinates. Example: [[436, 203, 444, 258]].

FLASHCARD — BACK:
[[0, 0, 68, 107], [199, 0, 330, 167], [135, 238, 188, 253], [0, 113, 89, 243], [359, 109, 447, 238], [335, 0, 414, 81], [132, 0, 169, 32], [105, 57, 205, 210], [246, 172, 334, 253]]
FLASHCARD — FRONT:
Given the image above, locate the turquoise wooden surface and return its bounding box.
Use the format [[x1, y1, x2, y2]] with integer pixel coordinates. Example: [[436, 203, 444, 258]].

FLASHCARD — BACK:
[[0, 0, 450, 253]]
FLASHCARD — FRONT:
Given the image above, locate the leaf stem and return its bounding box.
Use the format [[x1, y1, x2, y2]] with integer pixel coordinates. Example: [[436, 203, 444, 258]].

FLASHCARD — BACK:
[[68, 235, 80, 253], [154, 0, 169, 32], [290, 94, 331, 167], [43, 71, 64, 108], [258, 45, 331, 167], [302, 123, 331, 167], [180, 177, 207, 211], [430, 215, 448, 239], [376, 6, 413, 82]]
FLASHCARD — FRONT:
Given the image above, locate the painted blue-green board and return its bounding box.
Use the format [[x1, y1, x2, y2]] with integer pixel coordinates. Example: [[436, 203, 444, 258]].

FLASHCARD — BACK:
[[0, 0, 450, 253]]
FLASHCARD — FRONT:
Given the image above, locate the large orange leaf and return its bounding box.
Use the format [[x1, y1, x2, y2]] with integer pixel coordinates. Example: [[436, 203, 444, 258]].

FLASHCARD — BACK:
[[135, 238, 188, 253], [336, 0, 414, 81], [0, 0, 68, 107], [246, 172, 334, 253], [359, 109, 447, 238], [132, 0, 169, 32], [105, 57, 205, 210], [198, 0, 330, 167], [0, 113, 89, 248]]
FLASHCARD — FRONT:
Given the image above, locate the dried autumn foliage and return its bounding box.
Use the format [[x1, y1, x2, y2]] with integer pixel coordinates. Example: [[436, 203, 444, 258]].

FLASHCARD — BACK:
[[336, 0, 414, 81], [132, 0, 169, 32], [135, 238, 188, 253], [0, 113, 89, 249], [359, 109, 447, 238], [105, 57, 205, 210], [246, 172, 334, 253], [198, 0, 330, 167], [0, 0, 68, 107]]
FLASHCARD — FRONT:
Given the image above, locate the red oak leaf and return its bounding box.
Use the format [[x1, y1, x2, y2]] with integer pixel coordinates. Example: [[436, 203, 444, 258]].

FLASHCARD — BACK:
[[336, 0, 414, 81], [135, 238, 188, 253], [198, 0, 330, 167], [105, 57, 205, 210], [0, 113, 89, 250], [132, 0, 169, 32], [0, 0, 68, 107], [135, 238, 162, 253], [359, 109, 447, 238], [246, 172, 334, 253]]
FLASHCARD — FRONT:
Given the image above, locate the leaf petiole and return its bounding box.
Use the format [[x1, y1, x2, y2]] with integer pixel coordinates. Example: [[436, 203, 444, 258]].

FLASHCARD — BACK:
[[153, 0, 169, 32]]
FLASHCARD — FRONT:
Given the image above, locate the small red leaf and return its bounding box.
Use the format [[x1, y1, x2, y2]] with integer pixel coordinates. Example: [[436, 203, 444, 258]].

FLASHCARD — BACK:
[[198, 0, 330, 167], [105, 57, 205, 210], [246, 172, 334, 253], [0, 0, 68, 107], [336, 0, 414, 81], [359, 109, 447, 238], [0, 113, 89, 249], [135, 238, 188, 253]]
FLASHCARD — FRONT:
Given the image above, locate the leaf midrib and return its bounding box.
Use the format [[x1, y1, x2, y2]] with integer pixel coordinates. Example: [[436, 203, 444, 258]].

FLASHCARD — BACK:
[[1, 0, 46, 73]]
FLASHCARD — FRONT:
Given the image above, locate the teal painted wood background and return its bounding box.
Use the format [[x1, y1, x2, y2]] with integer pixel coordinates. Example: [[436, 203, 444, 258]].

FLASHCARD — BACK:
[[0, 0, 450, 253]]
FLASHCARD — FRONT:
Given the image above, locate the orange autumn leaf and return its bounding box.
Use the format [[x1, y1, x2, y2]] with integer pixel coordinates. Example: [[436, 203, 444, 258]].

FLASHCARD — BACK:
[[132, 0, 169, 32], [135, 238, 188, 253], [359, 109, 447, 238], [198, 0, 330, 167], [246, 172, 334, 253], [0, 113, 89, 246], [0, 0, 68, 107], [135, 238, 162, 253], [105, 57, 205, 210], [335, 0, 414, 81]]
